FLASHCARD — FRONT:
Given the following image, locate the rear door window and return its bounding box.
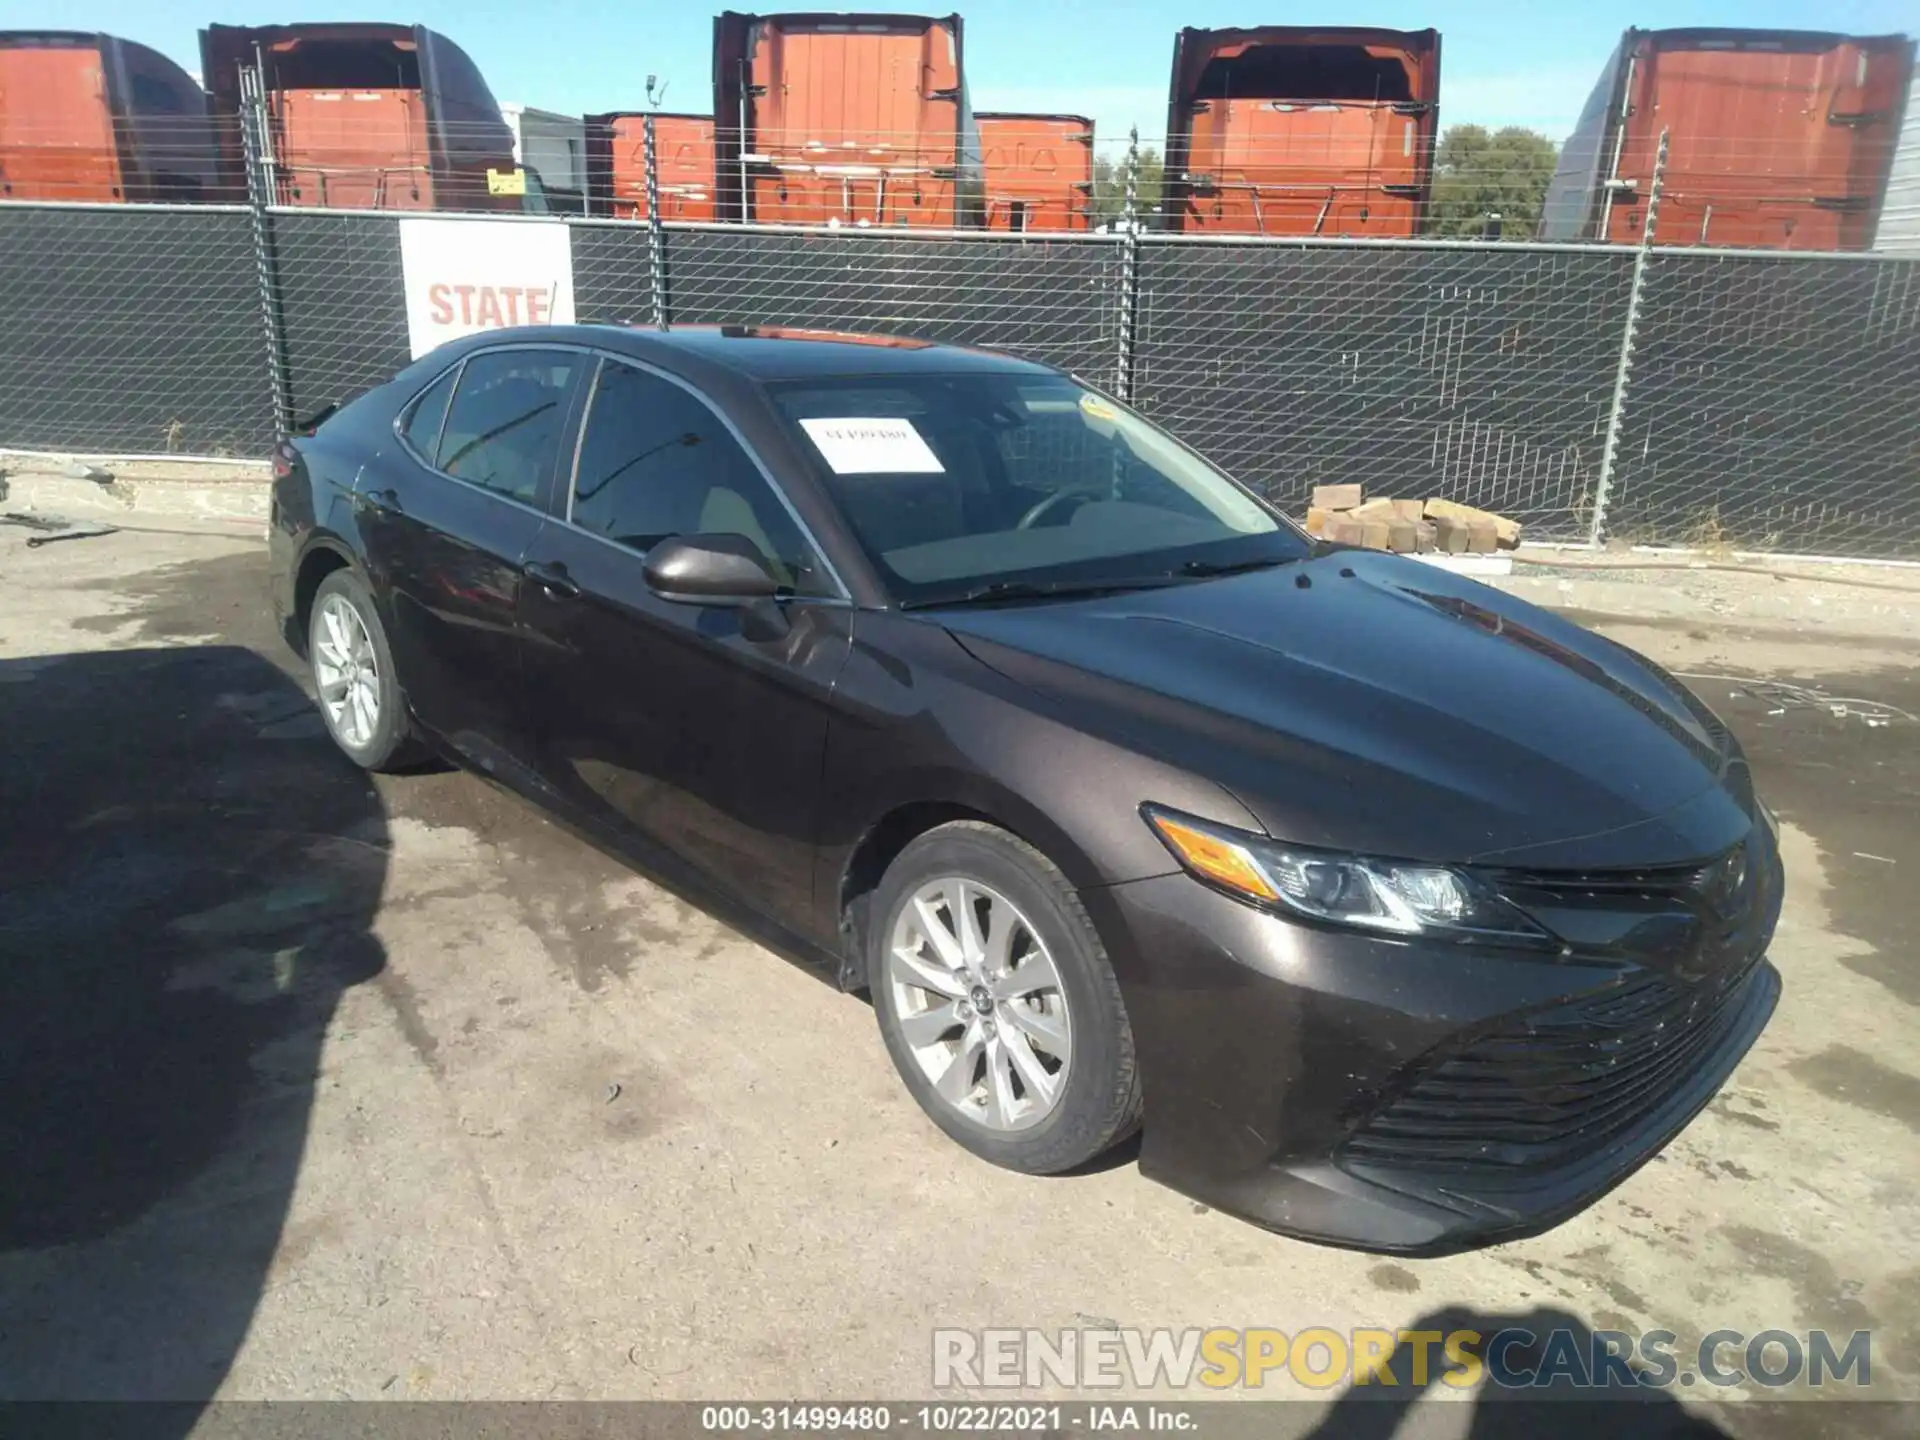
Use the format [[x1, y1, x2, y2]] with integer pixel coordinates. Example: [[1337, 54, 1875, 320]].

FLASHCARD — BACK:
[[435, 348, 583, 505]]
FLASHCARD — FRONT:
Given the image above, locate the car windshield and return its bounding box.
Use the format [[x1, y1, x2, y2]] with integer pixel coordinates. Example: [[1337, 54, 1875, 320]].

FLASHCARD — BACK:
[[766, 372, 1308, 605]]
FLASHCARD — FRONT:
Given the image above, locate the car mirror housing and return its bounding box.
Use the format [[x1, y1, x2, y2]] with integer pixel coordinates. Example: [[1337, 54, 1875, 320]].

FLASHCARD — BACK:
[[643, 533, 783, 605]]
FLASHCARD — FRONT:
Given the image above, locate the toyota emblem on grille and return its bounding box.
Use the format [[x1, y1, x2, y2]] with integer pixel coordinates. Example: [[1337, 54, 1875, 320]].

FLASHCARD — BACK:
[[1700, 846, 1751, 920]]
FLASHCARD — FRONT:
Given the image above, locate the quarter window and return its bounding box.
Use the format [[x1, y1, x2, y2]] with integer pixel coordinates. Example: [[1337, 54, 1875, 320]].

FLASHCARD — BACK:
[[571, 359, 834, 596], [399, 365, 457, 458], [435, 348, 581, 504]]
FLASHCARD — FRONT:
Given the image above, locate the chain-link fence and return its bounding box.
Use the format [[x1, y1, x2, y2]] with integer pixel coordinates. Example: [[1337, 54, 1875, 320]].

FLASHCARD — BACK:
[[664, 226, 1125, 381], [272, 210, 411, 427], [3, 196, 1919, 558], [1132, 239, 1640, 537], [1607, 252, 1920, 554], [0, 204, 274, 454]]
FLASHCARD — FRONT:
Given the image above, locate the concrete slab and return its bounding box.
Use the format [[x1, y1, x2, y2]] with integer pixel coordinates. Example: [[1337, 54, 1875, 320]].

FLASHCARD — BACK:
[[0, 527, 1914, 1432]]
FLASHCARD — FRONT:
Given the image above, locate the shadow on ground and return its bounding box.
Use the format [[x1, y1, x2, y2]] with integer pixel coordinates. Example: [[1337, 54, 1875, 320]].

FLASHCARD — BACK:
[[1291, 1303, 1912, 1440], [0, 642, 387, 1410], [1302, 1306, 1728, 1438]]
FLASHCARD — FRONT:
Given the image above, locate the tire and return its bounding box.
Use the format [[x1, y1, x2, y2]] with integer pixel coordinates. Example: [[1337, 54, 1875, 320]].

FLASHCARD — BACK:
[[869, 821, 1143, 1174], [306, 569, 420, 772]]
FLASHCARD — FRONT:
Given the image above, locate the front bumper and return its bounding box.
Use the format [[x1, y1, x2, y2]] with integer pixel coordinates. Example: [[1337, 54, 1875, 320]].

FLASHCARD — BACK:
[[1084, 851, 1781, 1255]]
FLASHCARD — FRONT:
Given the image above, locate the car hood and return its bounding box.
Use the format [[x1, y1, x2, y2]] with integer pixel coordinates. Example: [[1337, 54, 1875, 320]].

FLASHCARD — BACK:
[[938, 551, 1754, 869]]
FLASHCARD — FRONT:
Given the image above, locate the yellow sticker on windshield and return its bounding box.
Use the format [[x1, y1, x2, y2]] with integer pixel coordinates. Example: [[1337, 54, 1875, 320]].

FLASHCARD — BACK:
[[1078, 394, 1118, 422]]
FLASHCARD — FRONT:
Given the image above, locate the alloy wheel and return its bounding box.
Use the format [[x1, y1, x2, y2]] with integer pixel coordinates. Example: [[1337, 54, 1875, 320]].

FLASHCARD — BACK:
[[311, 593, 382, 751], [886, 877, 1073, 1132]]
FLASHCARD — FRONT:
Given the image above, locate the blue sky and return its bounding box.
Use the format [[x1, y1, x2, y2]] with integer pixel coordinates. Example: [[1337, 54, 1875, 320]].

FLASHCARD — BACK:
[[20, 0, 1916, 147]]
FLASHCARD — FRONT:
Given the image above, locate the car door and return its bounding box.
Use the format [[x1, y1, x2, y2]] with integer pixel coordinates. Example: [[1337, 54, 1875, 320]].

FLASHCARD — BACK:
[[516, 354, 853, 934], [355, 345, 586, 766]]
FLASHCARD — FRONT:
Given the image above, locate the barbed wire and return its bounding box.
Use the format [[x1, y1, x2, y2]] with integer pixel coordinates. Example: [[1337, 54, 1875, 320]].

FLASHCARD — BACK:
[[5, 113, 1910, 250], [0, 115, 1881, 146], [8, 114, 1911, 151]]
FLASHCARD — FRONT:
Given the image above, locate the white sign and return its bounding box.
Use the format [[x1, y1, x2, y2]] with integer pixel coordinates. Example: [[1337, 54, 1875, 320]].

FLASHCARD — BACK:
[[798, 417, 945, 474], [399, 217, 574, 358]]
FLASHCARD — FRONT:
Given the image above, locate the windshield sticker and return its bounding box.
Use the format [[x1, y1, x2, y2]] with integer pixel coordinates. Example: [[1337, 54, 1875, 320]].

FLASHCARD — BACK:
[[798, 417, 945, 474], [1078, 394, 1119, 422]]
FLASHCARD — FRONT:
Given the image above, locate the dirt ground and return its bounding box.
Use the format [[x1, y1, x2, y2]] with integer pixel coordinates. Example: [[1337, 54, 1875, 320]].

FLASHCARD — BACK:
[[0, 519, 1915, 1436]]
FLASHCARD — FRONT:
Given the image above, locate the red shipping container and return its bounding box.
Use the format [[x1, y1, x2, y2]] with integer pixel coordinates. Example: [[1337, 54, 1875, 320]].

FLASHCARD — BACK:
[[0, 31, 215, 203], [586, 112, 716, 221], [977, 112, 1092, 231], [1163, 26, 1441, 238], [200, 23, 522, 212], [713, 11, 983, 228], [1546, 28, 1917, 251]]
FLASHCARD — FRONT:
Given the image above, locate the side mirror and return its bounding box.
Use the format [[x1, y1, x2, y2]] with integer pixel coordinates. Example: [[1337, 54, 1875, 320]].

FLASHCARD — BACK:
[[643, 533, 782, 605]]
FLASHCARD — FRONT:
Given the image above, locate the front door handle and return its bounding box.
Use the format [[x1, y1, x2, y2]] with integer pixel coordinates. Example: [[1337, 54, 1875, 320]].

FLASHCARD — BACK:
[[362, 486, 402, 513], [524, 559, 580, 599]]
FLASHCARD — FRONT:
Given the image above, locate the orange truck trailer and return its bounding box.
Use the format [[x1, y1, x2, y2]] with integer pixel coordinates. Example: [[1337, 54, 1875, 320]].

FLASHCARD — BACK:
[[1162, 26, 1441, 237], [0, 31, 217, 203], [977, 112, 1092, 230], [199, 22, 522, 211], [1544, 28, 1917, 251], [712, 11, 983, 227], [585, 112, 717, 220]]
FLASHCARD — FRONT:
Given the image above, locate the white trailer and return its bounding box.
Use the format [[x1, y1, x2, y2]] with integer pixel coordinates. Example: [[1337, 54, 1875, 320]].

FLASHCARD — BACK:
[[501, 102, 587, 214]]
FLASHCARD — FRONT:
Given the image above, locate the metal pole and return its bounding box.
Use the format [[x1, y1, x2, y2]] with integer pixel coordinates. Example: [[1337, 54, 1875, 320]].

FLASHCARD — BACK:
[[239, 52, 294, 438], [737, 60, 752, 224], [1595, 56, 1638, 242], [643, 113, 669, 330], [1115, 128, 1141, 402], [1589, 126, 1667, 548]]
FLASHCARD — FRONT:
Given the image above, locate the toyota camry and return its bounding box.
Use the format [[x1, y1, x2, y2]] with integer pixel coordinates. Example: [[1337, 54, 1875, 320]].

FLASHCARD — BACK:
[[268, 324, 1781, 1254]]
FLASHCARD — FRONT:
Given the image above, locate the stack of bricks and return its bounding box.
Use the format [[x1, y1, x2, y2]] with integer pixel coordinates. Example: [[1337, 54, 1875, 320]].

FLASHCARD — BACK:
[[1303, 485, 1522, 555]]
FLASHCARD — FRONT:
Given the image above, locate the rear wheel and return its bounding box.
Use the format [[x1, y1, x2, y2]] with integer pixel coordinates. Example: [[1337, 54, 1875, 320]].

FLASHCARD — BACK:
[[307, 570, 419, 772], [869, 822, 1142, 1174]]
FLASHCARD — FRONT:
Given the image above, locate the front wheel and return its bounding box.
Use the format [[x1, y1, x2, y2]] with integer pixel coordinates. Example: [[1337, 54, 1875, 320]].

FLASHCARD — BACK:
[[307, 569, 419, 772], [869, 821, 1143, 1174]]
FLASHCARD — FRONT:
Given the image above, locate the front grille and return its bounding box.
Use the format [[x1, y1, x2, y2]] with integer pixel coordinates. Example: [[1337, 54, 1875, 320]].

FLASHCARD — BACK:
[[1341, 952, 1765, 1174], [1493, 817, 1774, 982]]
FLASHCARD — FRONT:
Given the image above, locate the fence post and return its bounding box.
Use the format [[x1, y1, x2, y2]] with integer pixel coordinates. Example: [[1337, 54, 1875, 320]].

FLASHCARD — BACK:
[[1115, 128, 1141, 402], [1589, 127, 1668, 547], [238, 51, 294, 439], [643, 113, 670, 330]]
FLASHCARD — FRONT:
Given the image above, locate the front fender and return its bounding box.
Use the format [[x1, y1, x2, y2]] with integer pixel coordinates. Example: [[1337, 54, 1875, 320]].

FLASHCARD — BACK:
[[811, 611, 1261, 946]]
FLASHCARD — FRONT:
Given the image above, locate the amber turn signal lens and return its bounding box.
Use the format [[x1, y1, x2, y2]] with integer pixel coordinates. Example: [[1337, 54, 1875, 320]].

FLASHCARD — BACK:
[[1146, 812, 1279, 902]]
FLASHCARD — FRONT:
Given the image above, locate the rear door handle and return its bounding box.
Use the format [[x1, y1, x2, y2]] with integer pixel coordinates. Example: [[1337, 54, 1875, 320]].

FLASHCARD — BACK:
[[524, 560, 580, 599]]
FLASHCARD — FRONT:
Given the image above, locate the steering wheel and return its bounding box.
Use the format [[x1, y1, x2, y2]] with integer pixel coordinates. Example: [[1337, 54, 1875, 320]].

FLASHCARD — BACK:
[[1016, 490, 1093, 530]]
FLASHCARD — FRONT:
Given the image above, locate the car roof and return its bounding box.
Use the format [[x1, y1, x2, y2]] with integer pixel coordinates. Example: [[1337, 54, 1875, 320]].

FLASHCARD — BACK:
[[452, 323, 1064, 382]]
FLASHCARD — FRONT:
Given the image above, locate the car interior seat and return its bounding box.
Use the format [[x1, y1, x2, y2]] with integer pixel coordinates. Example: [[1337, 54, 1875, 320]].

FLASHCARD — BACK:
[[696, 484, 792, 587], [828, 418, 990, 556], [442, 376, 562, 502]]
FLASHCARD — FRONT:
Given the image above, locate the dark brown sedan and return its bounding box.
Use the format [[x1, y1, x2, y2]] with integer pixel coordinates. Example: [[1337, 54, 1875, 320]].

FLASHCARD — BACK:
[[269, 324, 1781, 1253]]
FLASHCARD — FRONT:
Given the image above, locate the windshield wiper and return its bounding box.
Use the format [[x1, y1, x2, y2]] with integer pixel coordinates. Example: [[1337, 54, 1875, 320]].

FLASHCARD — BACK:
[[900, 576, 1182, 610], [1174, 554, 1303, 578]]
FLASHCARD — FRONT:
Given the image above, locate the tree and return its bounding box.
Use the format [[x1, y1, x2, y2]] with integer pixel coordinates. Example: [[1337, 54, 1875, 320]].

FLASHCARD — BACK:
[[1426, 125, 1559, 238], [1090, 147, 1165, 228]]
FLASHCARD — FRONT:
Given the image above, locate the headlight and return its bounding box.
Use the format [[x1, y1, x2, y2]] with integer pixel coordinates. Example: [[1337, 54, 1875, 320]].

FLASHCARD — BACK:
[[1143, 806, 1552, 944]]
